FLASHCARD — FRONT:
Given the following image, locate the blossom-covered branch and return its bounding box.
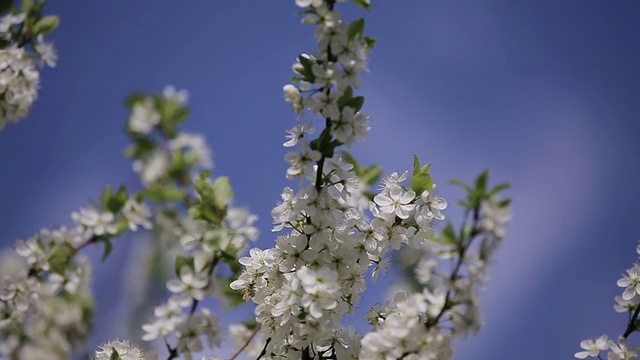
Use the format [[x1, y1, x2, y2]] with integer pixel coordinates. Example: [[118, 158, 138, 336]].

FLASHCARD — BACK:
[[1, 1, 515, 359], [575, 244, 640, 359], [0, 0, 58, 130]]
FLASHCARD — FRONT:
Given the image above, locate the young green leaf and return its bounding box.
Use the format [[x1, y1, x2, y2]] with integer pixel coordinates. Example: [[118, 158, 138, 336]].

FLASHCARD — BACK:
[[296, 54, 316, 82], [101, 238, 113, 262], [363, 36, 377, 52], [344, 96, 364, 113], [105, 185, 128, 213], [489, 182, 510, 196], [21, 0, 33, 13], [141, 185, 185, 202], [360, 164, 382, 186], [498, 198, 512, 208], [337, 86, 354, 110], [32, 15, 59, 35], [212, 176, 233, 209], [124, 92, 146, 109], [347, 18, 365, 40], [100, 185, 112, 211], [351, 0, 371, 11], [475, 170, 488, 193], [411, 155, 434, 195]]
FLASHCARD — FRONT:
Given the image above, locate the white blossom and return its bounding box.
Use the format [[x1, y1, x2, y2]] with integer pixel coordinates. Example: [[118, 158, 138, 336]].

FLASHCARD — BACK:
[[129, 98, 160, 134], [71, 207, 118, 237], [163, 85, 189, 106], [95, 339, 144, 360], [0, 47, 40, 130], [170, 132, 213, 170], [35, 35, 57, 68], [122, 199, 152, 231], [618, 264, 640, 301]]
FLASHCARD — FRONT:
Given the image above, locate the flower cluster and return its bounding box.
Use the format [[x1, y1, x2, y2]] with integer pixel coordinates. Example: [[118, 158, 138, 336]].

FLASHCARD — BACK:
[[0, 184, 152, 358], [122, 87, 262, 359], [230, 1, 382, 357], [281, 0, 372, 181], [0, 45, 40, 129], [0, 4, 59, 130], [575, 244, 640, 359], [230, 1, 511, 359], [358, 171, 510, 359], [0, 1, 515, 360], [139, 183, 260, 357], [126, 86, 212, 187]]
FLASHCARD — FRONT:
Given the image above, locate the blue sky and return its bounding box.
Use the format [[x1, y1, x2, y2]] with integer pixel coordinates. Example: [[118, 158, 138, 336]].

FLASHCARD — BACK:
[[1, 1, 639, 359]]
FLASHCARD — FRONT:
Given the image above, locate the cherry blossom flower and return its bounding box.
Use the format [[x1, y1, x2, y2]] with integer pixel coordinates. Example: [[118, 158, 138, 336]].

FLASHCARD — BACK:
[[374, 186, 416, 219], [95, 339, 144, 360], [618, 264, 640, 301]]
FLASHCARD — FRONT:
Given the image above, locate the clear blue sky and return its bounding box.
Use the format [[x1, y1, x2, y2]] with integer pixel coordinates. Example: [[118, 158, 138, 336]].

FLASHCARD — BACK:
[[1, 1, 639, 359]]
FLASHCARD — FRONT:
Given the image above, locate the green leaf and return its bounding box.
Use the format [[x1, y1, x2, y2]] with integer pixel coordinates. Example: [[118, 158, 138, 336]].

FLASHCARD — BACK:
[[360, 165, 382, 186], [101, 238, 113, 262], [296, 54, 315, 82], [221, 250, 242, 276], [29, 1, 43, 18], [342, 152, 382, 185], [100, 183, 128, 213], [124, 136, 156, 158], [421, 228, 455, 246], [344, 96, 364, 113], [363, 190, 376, 202], [100, 185, 112, 211], [46, 244, 68, 275], [141, 185, 185, 202], [124, 92, 146, 109], [32, 15, 59, 35], [212, 176, 233, 209], [475, 170, 488, 193], [325, 139, 342, 158], [172, 106, 190, 125], [413, 155, 420, 174], [347, 18, 364, 40], [363, 36, 376, 52], [310, 127, 341, 157], [337, 86, 354, 110], [489, 182, 510, 196], [191, 172, 226, 224], [411, 155, 433, 195], [498, 198, 512, 208], [21, 0, 32, 13], [200, 170, 212, 179], [449, 178, 472, 192], [105, 184, 127, 213], [351, 0, 371, 11]]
